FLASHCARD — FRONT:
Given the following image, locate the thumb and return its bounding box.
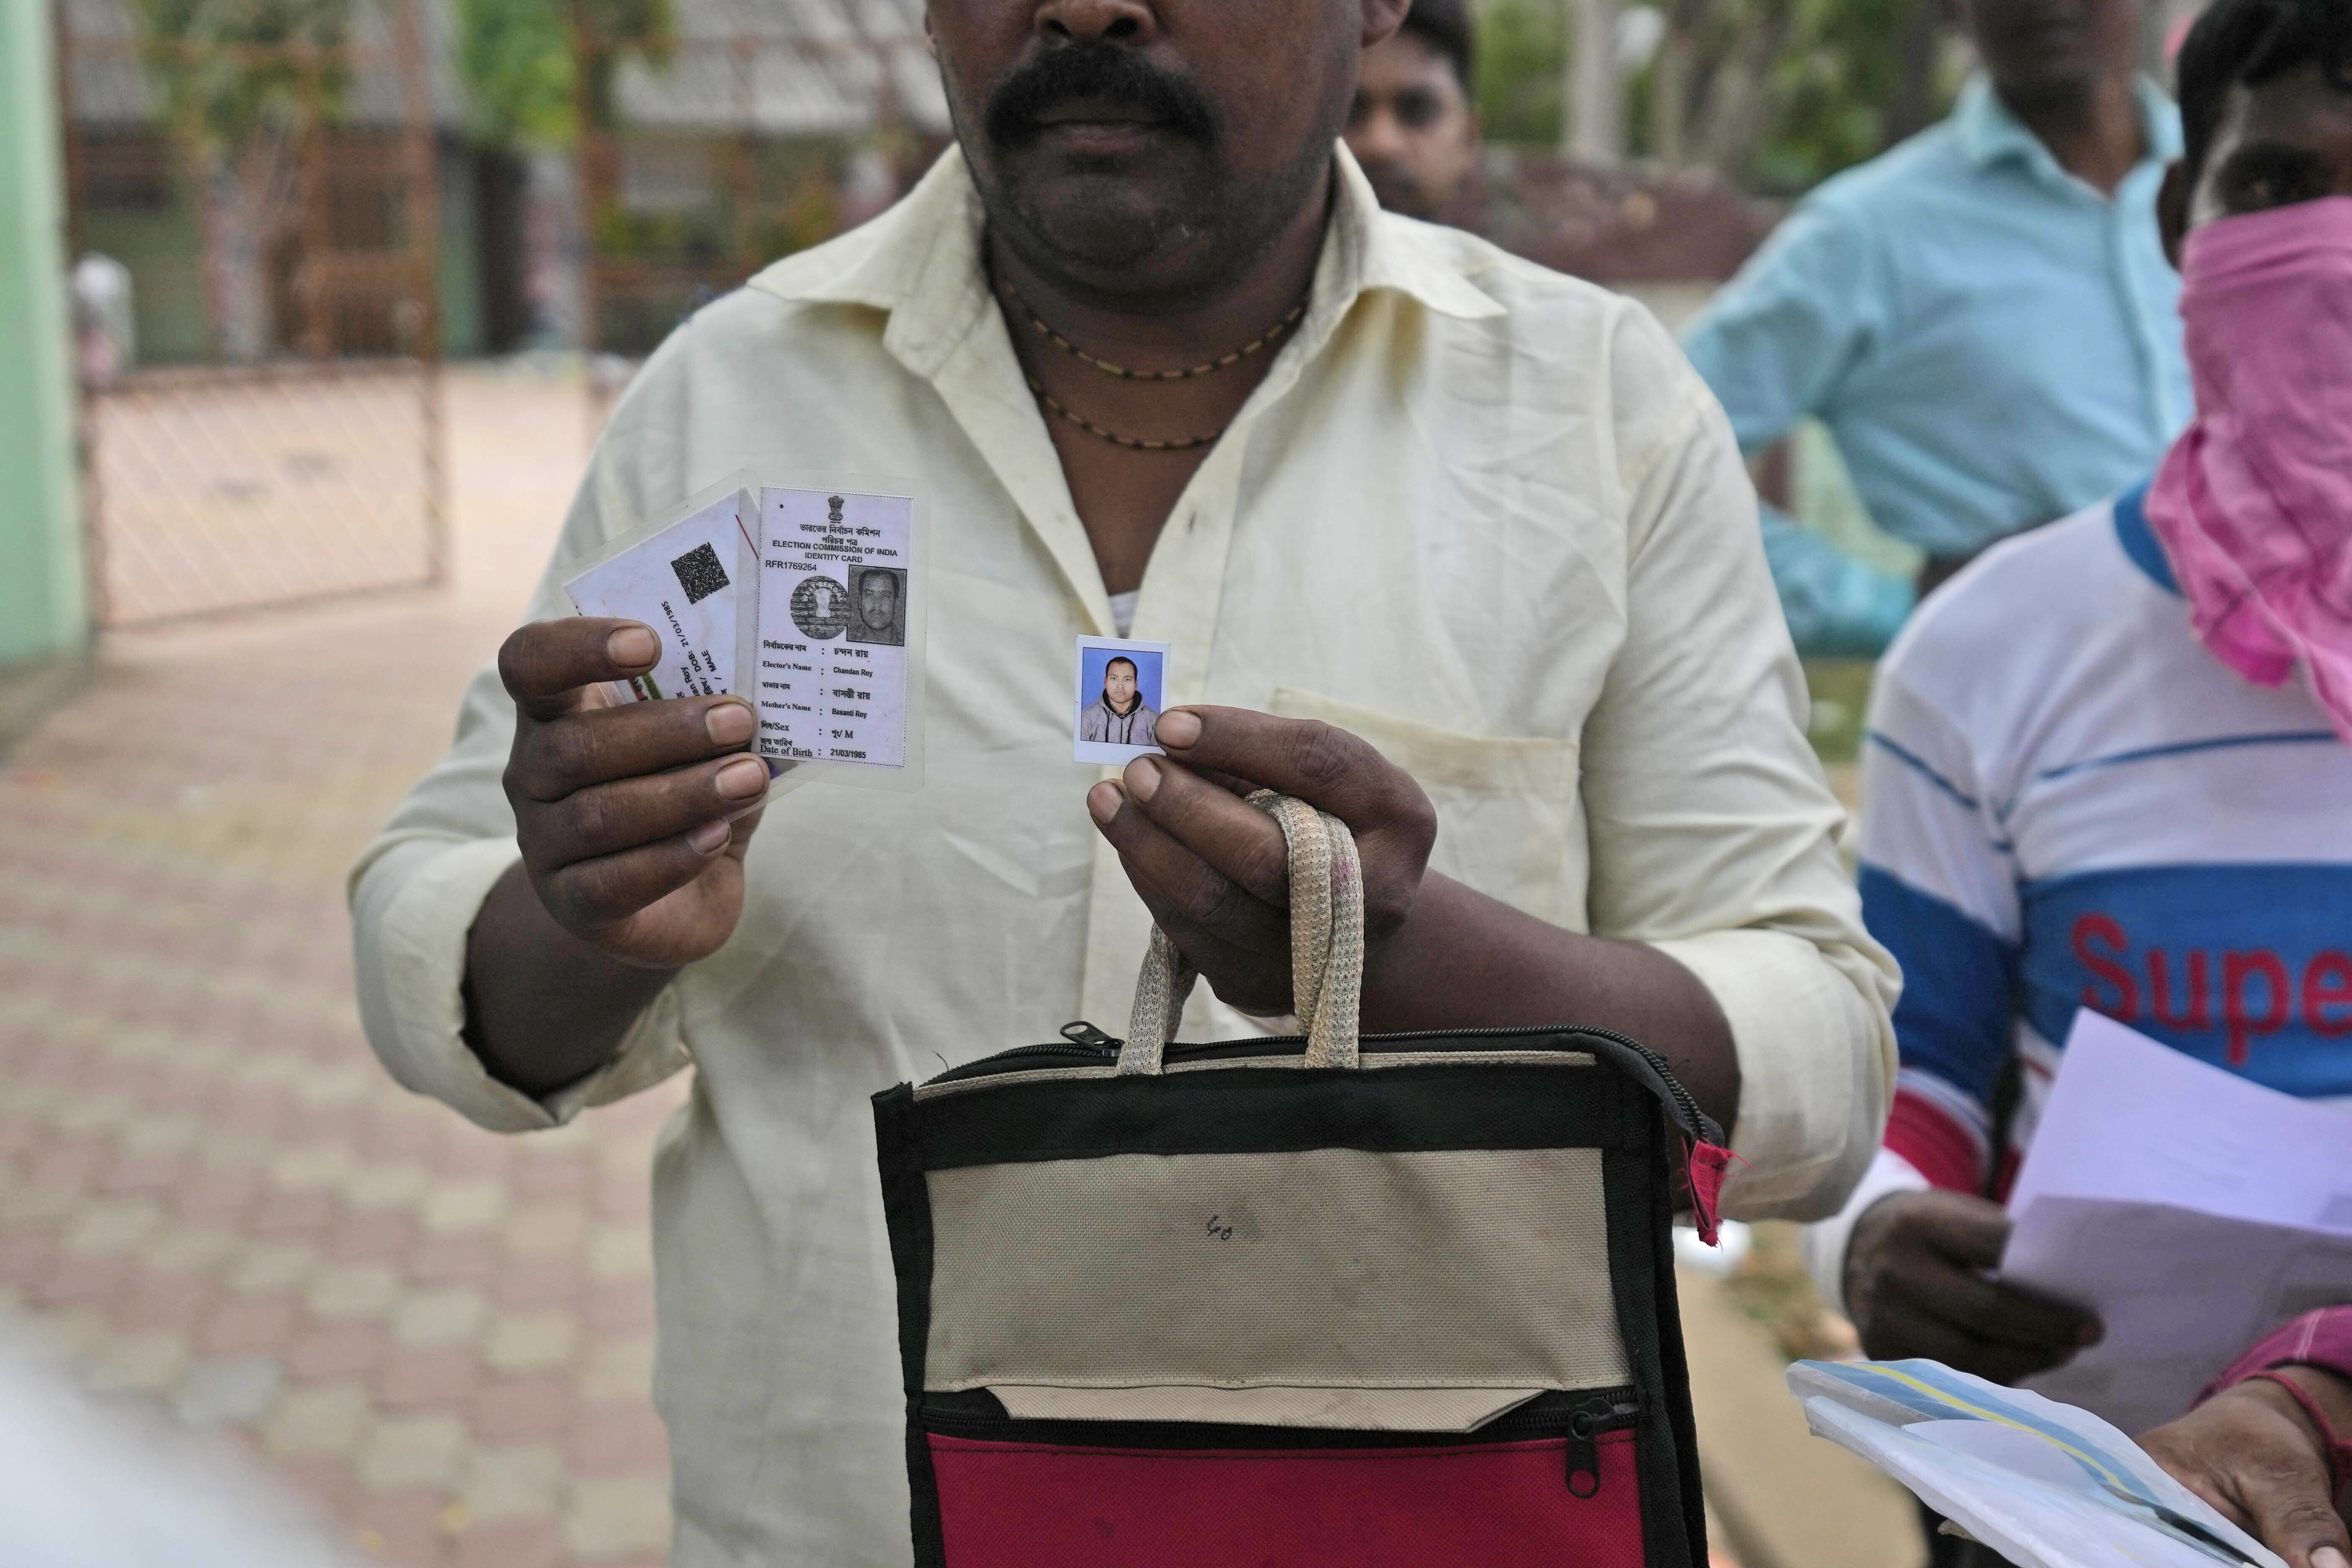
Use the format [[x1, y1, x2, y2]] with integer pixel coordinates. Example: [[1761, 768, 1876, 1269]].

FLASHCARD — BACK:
[[1922, 1193, 2012, 1270], [2245, 1462, 2350, 1568]]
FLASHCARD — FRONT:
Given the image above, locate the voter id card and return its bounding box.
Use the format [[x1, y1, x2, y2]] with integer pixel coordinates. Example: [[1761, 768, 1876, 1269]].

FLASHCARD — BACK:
[[751, 478, 928, 790], [563, 471, 760, 707]]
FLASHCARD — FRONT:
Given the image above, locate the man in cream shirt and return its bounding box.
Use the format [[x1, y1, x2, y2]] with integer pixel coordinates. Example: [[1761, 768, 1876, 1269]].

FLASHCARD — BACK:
[[352, 0, 1897, 1560]]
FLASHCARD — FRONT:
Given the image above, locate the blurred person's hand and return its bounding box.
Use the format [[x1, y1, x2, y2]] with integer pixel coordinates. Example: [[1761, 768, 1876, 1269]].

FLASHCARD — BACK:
[[1844, 1189, 2103, 1383], [2139, 1367, 2352, 1568], [498, 617, 769, 968]]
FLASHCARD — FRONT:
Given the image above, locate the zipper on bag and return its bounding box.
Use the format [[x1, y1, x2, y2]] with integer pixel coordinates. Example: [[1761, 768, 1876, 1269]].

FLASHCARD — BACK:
[[919, 1386, 1643, 1499]]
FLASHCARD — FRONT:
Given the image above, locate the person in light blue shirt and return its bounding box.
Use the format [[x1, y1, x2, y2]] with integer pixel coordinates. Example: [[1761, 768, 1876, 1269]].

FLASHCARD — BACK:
[[1681, 0, 2193, 657]]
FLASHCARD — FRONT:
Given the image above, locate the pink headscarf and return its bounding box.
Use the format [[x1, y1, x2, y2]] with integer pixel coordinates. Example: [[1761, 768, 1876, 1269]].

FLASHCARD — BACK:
[[2143, 195, 2352, 742]]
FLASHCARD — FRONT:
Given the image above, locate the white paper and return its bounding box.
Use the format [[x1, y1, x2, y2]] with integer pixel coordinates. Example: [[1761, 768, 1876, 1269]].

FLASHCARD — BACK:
[[753, 485, 916, 771], [563, 487, 758, 704], [1999, 1013, 2352, 1431], [1788, 1359, 2283, 1568], [2008, 1196, 2352, 1434], [2004, 1010, 2352, 1231]]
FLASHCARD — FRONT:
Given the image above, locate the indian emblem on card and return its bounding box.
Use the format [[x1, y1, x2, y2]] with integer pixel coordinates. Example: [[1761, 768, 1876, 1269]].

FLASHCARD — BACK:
[[789, 573, 851, 640]]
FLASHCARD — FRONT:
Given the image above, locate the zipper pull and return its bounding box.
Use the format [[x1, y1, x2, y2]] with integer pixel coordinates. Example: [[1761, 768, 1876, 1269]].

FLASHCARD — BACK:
[[1058, 1021, 1121, 1051], [1566, 1409, 1602, 1498], [1566, 1395, 1640, 1498]]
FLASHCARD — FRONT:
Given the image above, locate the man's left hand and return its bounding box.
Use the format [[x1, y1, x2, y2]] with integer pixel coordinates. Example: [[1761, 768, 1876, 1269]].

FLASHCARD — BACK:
[[1085, 707, 1437, 1017], [2138, 1369, 2352, 1568]]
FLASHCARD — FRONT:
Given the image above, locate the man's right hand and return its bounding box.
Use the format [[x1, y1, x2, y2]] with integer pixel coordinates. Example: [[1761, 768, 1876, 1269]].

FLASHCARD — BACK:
[[1844, 1189, 2104, 1384], [499, 617, 771, 969]]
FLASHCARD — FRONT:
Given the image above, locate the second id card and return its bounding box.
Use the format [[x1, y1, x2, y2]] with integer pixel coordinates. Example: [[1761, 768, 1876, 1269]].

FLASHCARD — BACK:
[[753, 482, 924, 783], [563, 476, 759, 705]]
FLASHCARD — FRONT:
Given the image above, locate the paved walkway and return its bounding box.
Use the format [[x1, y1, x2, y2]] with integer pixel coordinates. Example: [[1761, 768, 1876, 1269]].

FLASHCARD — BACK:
[[0, 365, 678, 1567]]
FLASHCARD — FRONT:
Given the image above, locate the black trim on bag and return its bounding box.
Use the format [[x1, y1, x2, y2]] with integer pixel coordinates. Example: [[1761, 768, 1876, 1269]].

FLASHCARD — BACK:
[[873, 1086, 947, 1563], [1605, 1139, 1704, 1568], [930, 1022, 1725, 1151], [914, 1063, 1650, 1171]]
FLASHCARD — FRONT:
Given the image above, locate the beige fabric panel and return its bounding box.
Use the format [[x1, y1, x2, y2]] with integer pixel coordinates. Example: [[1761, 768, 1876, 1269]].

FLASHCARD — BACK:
[[989, 1385, 1550, 1432], [925, 1147, 1627, 1393]]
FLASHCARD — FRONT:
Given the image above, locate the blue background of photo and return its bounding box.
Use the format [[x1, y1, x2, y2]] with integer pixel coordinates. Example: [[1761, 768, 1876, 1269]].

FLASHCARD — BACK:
[[1077, 645, 1166, 717]]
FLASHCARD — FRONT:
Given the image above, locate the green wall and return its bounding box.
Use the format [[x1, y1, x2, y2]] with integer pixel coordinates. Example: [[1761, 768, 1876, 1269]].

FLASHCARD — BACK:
[[438, 144, 483, 357], [0, 2, 87, 668]]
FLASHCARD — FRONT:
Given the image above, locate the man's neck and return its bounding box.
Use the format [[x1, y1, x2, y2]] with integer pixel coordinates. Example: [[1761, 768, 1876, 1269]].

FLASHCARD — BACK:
[[1998, 72, 2147, 196], [989, 164, 1338, 597]]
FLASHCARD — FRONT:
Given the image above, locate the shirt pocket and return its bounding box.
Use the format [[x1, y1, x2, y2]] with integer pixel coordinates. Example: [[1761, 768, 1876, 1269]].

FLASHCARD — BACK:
[[1266, 688, 1584, 928]]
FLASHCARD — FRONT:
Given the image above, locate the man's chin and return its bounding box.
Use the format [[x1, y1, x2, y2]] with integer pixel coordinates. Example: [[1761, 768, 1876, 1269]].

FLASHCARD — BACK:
[[1990, 49, 2107, 105], [996, 161, 1222, 275]]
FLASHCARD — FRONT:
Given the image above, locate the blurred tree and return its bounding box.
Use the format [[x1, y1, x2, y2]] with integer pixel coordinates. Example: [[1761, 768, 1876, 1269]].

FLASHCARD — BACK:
[[129, 0, 351, 359], [456, 0, 574, 147], [1476, 0, 1569, 148], [1477, 0, 1965, 194], [452, 0, 674, 147]]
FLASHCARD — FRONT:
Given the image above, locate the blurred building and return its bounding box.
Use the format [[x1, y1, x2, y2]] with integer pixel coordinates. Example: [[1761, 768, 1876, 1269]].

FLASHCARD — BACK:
[[52, 0, 943, 365], [57, 0, 464, 361], [575, 0, 945, 355]]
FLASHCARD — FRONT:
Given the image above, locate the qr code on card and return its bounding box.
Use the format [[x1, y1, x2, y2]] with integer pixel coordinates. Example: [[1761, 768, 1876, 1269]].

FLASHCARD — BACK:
[[670, 542, 730, 604]]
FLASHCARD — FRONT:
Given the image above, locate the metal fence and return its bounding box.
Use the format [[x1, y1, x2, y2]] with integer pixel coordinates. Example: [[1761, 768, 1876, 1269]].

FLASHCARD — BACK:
[[81, 360, 443, 625], [54, 0, 447, 629]]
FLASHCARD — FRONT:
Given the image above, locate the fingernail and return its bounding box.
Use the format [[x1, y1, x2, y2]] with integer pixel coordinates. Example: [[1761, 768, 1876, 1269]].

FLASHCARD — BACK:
[[716, 757, 769, 801], [2311, 1548, 2348, 1568], [686, 819, 730, 854], [1156, 709, 1201, 748], [1087, 782, 1123, 824], [1127, 757, 1162, 801], [706, 701, 754, 745], [607, 626, 659, 668]]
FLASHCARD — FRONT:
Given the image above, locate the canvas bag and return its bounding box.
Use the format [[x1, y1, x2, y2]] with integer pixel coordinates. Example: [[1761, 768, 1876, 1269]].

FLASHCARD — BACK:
[[872, 792, 1730, 1568]]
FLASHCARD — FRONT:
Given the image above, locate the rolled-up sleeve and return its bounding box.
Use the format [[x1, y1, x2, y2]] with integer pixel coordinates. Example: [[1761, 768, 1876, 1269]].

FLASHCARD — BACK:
[[1581, 344, 1900, 1220], [1679, 199, 1881, 459], [348, 358, 696, 1133]]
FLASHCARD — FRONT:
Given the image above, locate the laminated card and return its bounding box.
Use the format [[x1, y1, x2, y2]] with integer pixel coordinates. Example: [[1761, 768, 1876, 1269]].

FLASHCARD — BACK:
[[563, 478, 760, 706], [753, 484, 923, 780]]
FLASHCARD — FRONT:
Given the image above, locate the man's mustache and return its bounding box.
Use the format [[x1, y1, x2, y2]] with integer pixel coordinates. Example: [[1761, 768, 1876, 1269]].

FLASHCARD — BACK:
[[983, 42, 1220, 150]]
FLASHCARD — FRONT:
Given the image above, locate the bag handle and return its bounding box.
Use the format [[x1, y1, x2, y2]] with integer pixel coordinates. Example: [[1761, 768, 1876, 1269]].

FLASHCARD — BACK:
[[1120, 791, 1364, 1075]]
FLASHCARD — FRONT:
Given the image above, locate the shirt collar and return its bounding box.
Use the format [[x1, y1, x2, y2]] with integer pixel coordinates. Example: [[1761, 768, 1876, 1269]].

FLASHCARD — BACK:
[[742, 138, 1504, 381], [1955, 72, 2184, 180], [2111, 478, 2181, 594]]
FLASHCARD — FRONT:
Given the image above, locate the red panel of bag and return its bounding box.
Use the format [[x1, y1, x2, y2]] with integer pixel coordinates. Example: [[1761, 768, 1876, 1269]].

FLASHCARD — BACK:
[[928, 1429, 1645, 1568]]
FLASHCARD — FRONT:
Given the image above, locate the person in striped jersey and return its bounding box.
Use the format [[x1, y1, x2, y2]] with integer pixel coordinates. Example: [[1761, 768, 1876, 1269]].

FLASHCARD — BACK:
[[1806, 0, 2352, 1560]]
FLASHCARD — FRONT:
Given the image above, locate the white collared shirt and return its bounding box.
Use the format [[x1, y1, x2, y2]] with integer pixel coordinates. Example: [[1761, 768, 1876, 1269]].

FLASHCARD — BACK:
[[351, 145, 1896, 1566]]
